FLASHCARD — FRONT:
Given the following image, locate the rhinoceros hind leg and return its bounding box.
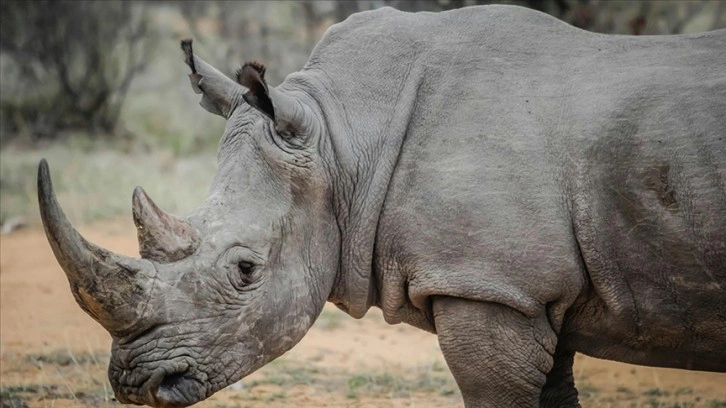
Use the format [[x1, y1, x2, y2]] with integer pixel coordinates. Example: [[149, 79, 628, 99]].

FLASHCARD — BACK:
[[539, 346, 581, 407], [433, 296, 557, 408]]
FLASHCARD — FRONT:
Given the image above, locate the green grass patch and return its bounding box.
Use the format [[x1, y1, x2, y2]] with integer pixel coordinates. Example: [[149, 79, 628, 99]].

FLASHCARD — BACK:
[[237, 358, 459, 402], [675, 387, 694, 396], [0, 383, 113, 406], [577, 383, 599, 398], [643, 387, 669, 397], [25, 350, 110, 367], [1, 349, 115, 406], [313, 308, 346, 331]]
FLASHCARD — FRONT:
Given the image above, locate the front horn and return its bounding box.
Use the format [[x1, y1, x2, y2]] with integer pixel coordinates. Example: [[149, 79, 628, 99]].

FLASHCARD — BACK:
[[132, 186, 199, 263], [37, 159, 156, 336]]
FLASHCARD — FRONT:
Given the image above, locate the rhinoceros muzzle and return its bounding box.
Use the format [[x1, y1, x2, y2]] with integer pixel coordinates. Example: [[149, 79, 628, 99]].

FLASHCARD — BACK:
[[37, 159, 163, 336]]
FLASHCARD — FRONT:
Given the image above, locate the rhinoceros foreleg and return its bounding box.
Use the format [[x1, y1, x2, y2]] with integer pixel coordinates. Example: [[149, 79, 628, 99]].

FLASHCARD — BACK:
[[539, 346, 581, 407], [433, 296, 558, 408]]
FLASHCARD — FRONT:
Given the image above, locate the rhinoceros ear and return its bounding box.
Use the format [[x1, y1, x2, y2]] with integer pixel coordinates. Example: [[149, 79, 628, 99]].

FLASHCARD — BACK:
[[181, 39, 243, 119], [236, 62, 309, 136], [236, 62, 275, 120]]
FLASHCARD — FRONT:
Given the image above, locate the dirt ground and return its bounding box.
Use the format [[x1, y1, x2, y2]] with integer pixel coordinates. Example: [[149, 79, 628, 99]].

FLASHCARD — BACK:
[[1, 220, 725, 408]]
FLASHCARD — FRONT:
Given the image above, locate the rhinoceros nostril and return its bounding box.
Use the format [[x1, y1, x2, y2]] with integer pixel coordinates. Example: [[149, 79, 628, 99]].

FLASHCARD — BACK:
[[149, 369, 201, 408], [160, 371, 187, 390]]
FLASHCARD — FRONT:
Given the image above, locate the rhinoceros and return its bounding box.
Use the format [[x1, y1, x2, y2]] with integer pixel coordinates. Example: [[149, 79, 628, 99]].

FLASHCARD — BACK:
[[37, 4, 725, 408]]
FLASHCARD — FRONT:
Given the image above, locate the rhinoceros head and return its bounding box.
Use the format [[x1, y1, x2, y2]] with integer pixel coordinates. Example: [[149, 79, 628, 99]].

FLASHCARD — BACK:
[[37, 40, 340, 407]]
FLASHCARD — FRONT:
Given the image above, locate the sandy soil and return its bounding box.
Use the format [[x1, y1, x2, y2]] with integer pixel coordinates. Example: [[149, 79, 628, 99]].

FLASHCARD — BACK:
[[1, 220, 725, 407]]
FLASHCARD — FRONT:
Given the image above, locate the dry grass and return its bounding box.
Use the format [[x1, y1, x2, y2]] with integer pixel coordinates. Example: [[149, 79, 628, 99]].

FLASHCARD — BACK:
[[6, 304, 723, 408], [0, 141, 217, 227]]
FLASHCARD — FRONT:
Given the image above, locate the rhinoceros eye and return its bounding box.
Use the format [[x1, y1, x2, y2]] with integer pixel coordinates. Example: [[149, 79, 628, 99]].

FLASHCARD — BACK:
[[238, 261, 256, 284], [224, 247, 263, 290]]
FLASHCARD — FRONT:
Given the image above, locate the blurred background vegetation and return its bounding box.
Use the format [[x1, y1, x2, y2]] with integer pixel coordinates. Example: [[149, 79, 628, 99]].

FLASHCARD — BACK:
[[1, 0, 724, 230]]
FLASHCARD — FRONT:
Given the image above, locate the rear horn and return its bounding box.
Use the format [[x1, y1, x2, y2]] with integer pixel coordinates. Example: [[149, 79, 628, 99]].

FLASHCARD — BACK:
[[132, 186, 200, 262]]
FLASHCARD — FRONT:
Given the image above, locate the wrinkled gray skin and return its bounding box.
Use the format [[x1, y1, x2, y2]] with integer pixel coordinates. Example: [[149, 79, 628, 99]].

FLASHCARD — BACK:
[[37, 5, 726, 408]]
